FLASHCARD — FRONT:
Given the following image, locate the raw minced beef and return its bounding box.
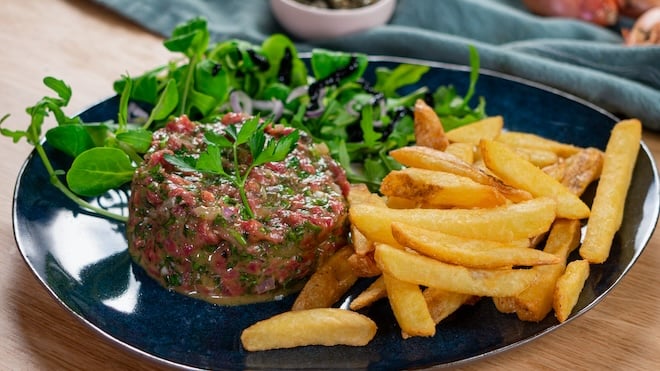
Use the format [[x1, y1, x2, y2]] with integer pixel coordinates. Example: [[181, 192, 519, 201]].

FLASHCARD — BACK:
[[126, 114, 350, 305]]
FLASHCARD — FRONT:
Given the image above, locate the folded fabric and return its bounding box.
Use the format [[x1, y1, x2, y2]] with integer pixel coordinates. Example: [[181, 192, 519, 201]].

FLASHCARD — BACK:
[[94, 0, 660, 129]]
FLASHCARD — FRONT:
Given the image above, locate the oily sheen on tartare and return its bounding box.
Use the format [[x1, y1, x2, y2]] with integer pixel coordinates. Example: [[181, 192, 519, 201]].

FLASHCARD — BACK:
[[126, 114, 350, 305]]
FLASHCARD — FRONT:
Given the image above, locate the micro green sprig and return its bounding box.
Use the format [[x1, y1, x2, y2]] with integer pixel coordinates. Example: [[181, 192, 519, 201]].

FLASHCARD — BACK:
[[164, 116, 300, 219]]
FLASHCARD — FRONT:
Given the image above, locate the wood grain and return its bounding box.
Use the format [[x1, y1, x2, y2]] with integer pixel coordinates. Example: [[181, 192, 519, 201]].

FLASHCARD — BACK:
[[1, 1, 658, 369]]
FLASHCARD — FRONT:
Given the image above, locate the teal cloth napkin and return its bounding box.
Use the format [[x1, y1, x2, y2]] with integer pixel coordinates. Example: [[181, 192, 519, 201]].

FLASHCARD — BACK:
[[94, 0, 660, 129]]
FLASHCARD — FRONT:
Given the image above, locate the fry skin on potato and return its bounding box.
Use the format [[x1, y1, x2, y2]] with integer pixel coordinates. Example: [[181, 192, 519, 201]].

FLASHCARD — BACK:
[[383, 272, 436, 338], [554, 259, 590, 322], [497, 219, 581, 322], [496, 131, 581, 157], [480, 139, 590, 220], [241, 308, 377, 351], [413, 99, 449, 151], [389, 146, 532, 203], [350, 197, 557, 246], [391, 222, 559, 268], [422, 288, 477, 325], [445, 115, 504, 144], [580, 119, 642, 264], [292, 246, 358, 311], [445, 142, 475, 163], [380, 168, 508, 209], [349, 276, 387, 310], [374, 243, 539, 297]]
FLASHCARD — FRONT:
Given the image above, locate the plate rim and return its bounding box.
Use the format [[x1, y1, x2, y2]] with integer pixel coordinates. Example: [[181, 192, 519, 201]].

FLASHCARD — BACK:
[[11, 55, 660, 370]]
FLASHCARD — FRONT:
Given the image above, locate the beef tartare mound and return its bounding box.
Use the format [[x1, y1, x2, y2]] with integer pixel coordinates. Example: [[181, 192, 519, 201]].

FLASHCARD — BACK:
[[127, 114, 350, 305]]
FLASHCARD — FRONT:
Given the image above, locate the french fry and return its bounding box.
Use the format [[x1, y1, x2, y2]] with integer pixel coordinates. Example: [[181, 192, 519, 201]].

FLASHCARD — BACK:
[[580, 119, 641, 263], [503, 219, 582, 322], [513, 146, 559, 168], [391, 222, 559, 268], [445, 142, 475, 163], [350, 197, 557, 246], [347, 183, 387, 207], [385, 196, 419, 209], [496, 131, 581, 157], [349, 276, 387, 310], [554, 259, 590, 322], [423, 287, 477, 324], [292, 246, 358, 310], [240, 308, 377, 351], [445, 116, 503, 144], [374, 244, 539, 297], [413, 99, 449, 150], [383, 272, 436, 338], [347, 252, 381, 277], [380, 168, 508, 209], [390, 146, 532, 203], [480, 139, 590, 219], [558, 147, 604, 196], [351, 225, 373, 256]]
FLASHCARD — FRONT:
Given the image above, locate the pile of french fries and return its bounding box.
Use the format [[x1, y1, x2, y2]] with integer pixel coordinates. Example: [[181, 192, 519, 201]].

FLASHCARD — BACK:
[[240, 99, 642, 350]]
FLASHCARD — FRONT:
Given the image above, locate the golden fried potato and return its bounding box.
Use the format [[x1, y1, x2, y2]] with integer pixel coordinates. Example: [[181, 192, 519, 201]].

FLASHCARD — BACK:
[[445, 116, 503, 144], [349, 276, 387, 310], [423, 288, 477, 324], [351, 225, 373, 256], [350, 197, 557, 246], [391, 222, 559, 268], [385, 196, 419, 209], [348, 183, 387, 207], [580, 119, 641, 264], [503, 219, 581, 322], [558, 147, 604, 196], [292, 246, 358, 310], [383, 272, 436, 338], [374, 244, 539, 297], [554, 259, 590, 322], [347, 252, 381, 277], [513, 146, 559, 168], [413, 99, 449, 150], [380, 168, 507, 209], [496, 131, 581, 157], [480, 139, 590, 219], [390, 146, 532, 203], [445, 142, 475, 163], [241, 308, 377, 351]]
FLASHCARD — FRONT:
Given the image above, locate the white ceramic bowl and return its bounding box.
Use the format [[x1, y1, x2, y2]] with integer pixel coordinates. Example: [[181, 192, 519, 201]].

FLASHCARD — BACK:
[[270, 0, 397, 41]]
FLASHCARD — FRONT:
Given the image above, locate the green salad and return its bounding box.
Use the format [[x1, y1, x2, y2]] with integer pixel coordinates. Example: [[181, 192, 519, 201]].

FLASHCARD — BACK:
[[0, 17, 486, 222]]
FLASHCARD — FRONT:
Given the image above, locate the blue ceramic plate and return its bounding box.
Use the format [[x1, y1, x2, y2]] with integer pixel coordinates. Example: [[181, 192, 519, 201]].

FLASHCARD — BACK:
[[13, 57, 660, 370]]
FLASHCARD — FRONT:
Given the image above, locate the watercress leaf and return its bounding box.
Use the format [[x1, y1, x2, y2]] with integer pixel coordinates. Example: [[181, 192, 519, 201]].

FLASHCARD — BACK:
[[187, 88, 217, 118], [148, 78, 179, 123], [116, 128, 153, 153], [117, 75, 132, 129], [163, 17, 209, 57], [45, 124, 95, 157], [0, 114, 28, 143], [195, 59, 230, 102], [66, 147, 135, 197], [43, 76, 72, 106]]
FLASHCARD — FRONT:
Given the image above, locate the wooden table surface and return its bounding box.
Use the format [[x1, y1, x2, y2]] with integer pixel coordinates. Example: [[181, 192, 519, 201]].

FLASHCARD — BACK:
[[1, 1, 659, 370]]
